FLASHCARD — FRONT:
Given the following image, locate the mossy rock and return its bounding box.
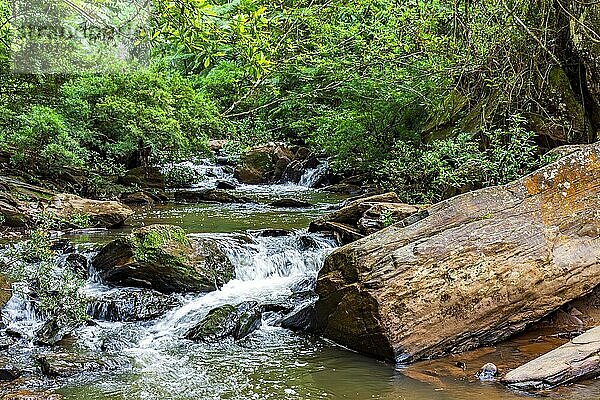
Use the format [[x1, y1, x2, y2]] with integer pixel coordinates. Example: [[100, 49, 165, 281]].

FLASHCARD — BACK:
[[184, 301, 262, 342], [120, 167, 165, 189], [0, 273, 12, 309], [92, 225, 234, 293]]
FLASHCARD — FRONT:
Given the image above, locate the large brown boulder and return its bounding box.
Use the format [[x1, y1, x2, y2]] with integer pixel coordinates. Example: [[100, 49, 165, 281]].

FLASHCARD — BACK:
[[49, 194, 133, 228], [234, 144, 296, 184], [92, 225, 234, 293], [314, 142, 600, 363]]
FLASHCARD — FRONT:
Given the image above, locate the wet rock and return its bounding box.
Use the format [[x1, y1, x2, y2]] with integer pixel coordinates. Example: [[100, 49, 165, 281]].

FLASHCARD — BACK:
[[0, 274, 12, 310], [120, 167, 165, 189], [49, 239, 74, 254], [34, 319, 69, 346], [253, 229, 291, 238], [215, 180, 237, 190], [64, 253, 88, 278], [2, 391, 63, 400], [35, 352, 122, 378], [476, 363, 498, 381], [48, 194, 134, 228], [280, 305, 316, 331], [87, 288, 181, 322], [503, 326, 600, 390], [209, 139, 228, 153], [321, 183, 363, 195], [185, 301, 262, 342], [310, 192, 422, 244], [234, 144, 296, 184], [0, 199, 29, 228], [120, 191, 155, 206], [92, 225, 234, 293], [269, 198, 312, 208], [0, 367, 20, 382], [314, 143, 600, 363], [174, 189, 252, 204]]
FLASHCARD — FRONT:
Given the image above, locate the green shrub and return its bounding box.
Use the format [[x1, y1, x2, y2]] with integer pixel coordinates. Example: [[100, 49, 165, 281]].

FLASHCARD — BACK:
[[164, 164, 201, 188], [378, 116, 544, 204], [5, 105, 88, 172]]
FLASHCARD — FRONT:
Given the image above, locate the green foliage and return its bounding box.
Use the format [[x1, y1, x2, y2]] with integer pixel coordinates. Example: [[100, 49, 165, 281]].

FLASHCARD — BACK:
[[60, 72, 221, 165], [379, 116, 544, 203], [164, 164, 201, 188], [5, 106, 89, 172]]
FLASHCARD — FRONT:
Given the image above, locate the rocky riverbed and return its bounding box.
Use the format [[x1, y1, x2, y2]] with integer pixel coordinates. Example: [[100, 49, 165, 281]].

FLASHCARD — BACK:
[[2, 144, 600, 399]]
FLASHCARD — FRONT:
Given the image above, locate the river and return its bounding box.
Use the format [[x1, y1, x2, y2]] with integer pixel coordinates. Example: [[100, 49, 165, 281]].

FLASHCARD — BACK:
[[2, 161, 600, 399]]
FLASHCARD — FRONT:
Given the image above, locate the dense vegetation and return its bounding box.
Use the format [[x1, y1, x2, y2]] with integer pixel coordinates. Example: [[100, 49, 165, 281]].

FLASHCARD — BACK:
[[0, 0, 598, 202]]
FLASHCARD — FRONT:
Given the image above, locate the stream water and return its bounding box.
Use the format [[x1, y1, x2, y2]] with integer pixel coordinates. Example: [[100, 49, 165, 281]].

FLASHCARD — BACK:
[[2, 161, 600, 399]]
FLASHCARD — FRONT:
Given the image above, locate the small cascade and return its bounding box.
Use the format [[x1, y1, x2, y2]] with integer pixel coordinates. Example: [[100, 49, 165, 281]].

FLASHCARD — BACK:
[[148, 231, 335, 338], [299, 160, 329, 188]]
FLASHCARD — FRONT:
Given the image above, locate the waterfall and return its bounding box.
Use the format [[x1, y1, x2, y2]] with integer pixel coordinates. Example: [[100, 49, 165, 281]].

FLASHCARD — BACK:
[[148, 231, 335, 337], [299, 160, 329, 188]]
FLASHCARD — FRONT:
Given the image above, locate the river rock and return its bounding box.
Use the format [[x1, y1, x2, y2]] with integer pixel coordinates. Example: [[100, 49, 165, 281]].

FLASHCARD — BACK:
[[314, 143, 600, 363], [87, 288, 181, 321], [92, 225, 234, 293], [270, 198, 312, 208], [174, 189, 251, 204], [0, 273, 12, 310], [120, 167, 165, 189], [48, 194, 133, 228], [234, 144, 296, 184], [215, 180, 237, 190], [34, 319, 70, 346], [35, 352, 123, 378], [502, 326, 600, 390], [185, 301, 262, 342], [120, 191, 155, 206], [310, 193, 422, 244]]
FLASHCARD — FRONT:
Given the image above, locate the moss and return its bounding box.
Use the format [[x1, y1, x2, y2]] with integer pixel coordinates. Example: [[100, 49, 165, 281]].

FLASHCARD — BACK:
[[548, 66, 593, 143]]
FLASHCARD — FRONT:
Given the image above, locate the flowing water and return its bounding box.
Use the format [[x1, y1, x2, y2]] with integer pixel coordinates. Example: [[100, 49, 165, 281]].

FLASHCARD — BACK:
[[3, 161, 600, 399]]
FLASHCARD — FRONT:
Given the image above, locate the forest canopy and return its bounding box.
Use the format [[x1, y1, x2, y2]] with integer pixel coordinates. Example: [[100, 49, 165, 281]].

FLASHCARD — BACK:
[[0, 0, 598, 202]]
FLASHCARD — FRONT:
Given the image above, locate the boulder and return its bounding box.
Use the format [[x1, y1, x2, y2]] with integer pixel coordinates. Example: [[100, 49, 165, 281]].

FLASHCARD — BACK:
[[502, 326, 600, 390], [314, 143, 600, 363], [120, 191, 155, 206], [35, 352, 124, 378], [34, 318, 70, 346], [234, 144, 295, 184], [215, 180, 237, 190], [92, 225, 234, 293], [0, 273, 12, 310], [87, 288, 181, 321], [310, 193, 423, 244], [174, 189, 252, 204], [0, 198, 29, 227], [49, 194, 133, 228], [185, 301, 262, 342], [270, 198, 312, 208], [120, 167, 165, 189]]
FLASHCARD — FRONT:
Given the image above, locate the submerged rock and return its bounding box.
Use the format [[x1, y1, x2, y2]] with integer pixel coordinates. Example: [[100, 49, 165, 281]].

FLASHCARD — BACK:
[[185, 301, 262, 342], [87, 288, 181, 322], [502, 326, 600, 390], [92, 225, 234, 293], [269, 198, 312, 208], [314, 143, 600, 363], [48, 194, 133, 228]]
